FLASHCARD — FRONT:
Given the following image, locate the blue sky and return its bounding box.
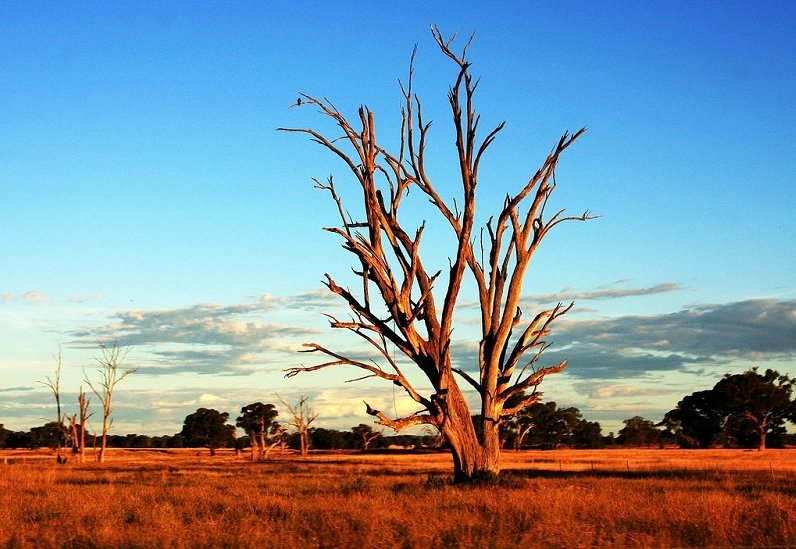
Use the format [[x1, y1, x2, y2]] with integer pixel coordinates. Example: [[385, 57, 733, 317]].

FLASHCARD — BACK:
[[1, 2, 795, 436]]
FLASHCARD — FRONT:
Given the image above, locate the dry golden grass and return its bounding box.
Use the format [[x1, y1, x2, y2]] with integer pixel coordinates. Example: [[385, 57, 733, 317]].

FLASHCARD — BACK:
[[2, 448, 796, 547]]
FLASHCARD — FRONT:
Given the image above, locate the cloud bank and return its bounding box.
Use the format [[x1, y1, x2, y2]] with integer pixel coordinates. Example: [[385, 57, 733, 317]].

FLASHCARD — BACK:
[[544, 298, 796, 379], [69, 298, 322, 376], [56, 282, 795, 435], [67, 281, 795, 386]]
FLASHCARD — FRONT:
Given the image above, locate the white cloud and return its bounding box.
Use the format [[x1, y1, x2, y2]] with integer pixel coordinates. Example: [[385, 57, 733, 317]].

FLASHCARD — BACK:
[[68, 293, 105, 304], [573, 381, 672, 400], [197, 393, 226, 405], [21, 290, 46, 303], [523, 282, 682, 305], [289, 287, 339, 309]]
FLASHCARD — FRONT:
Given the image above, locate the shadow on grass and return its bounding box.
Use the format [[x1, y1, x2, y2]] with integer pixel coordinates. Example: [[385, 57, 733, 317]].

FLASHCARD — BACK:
[[500, 467, 796, 495]]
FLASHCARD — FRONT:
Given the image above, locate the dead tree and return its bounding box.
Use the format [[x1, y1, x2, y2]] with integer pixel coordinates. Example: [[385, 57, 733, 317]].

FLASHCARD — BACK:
[[68, 388, 92, 463], [281, 27, 593, 482], [85, 343, 136, 463], [40, 347, 68, 464], [352, 424, 382, 450], [64, 387, 92, 462], [263, 424, 287, 459], [279, 395, 318, 457]]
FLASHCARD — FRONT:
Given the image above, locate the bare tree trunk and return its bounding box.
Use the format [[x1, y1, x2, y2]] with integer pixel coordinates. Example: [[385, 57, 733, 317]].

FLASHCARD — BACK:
[[98, 431, 109, 463], [299, 431, 309, 457], [66, 415, 78, 456], [77, 389, 90, 464], [263, 440, 280, 459], [248, 431, 258, 461], [258, 422, 266, 460], [362, 431, 381, 450], [514, 424, 533, 451], [263, 425, 286, 459], [441, 384, 500, 482]]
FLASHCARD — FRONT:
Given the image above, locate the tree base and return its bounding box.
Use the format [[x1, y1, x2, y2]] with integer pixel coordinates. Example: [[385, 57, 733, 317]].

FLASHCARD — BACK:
[[453, 468, 501, 485]]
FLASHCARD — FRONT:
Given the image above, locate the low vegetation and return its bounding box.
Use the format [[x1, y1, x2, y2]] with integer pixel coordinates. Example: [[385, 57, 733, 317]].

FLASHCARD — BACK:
[[2, 448, 796, 547]]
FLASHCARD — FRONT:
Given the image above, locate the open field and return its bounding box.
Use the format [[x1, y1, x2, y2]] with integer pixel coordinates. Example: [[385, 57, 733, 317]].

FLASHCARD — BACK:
[[2, 448, 796, 548]]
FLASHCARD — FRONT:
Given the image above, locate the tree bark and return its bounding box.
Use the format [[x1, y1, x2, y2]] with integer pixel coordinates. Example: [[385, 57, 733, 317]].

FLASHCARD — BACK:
[[77, 389, 89, 464], [97, 432, 108, 463], [258, 426, 266, 460], [440, 383, 500, 482], [299, 431, 309, 457], [248, 430, 259, 461]]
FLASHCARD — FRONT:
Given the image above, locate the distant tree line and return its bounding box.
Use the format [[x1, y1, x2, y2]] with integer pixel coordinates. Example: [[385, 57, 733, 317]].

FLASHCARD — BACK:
[[0, 420, 434, 452], [4, 368, 795, 452]]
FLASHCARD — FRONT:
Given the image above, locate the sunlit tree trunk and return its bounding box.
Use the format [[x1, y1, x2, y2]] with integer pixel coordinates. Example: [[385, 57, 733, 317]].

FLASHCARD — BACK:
[[248, 431, 259, 461], [756, 417, 768, 451], [77, 389, 90, 464], [441, 383, 500, 481]]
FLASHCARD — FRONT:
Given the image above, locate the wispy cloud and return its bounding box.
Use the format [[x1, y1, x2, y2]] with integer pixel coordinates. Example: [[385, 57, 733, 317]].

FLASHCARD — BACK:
[[572, 381, 673, 400], [1, 290, 48, 303], [21, 290, 46, 303], [288, 288, 341, 309], [68, 293, 105, 304], [523, 282, 682, 305], [457, 281, 682, 311]]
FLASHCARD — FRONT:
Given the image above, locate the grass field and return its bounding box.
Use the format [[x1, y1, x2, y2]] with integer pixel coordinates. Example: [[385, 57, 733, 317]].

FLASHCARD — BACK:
[[2, 447, 796, 548]]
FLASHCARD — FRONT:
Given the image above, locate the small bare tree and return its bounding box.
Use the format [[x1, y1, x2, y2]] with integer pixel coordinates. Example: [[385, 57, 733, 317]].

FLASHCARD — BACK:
[[69, 388, 92, 463], [263, 423, 287, 459], [282, 28, 593, 481], [40, 347, 68, 463], [279, 394, 318, 457], [85, 343, 136, 463], [63, 387, 93, 462]]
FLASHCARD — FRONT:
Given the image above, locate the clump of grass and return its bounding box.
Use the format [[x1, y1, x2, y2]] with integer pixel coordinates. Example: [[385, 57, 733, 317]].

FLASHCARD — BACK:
[[339, 476, 371, 496], [424, 473, 449, 489]]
